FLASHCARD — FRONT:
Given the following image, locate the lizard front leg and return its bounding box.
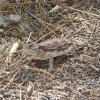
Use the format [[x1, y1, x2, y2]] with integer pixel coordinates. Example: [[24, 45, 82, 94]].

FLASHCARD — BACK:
[[48, 56, 54, 72]]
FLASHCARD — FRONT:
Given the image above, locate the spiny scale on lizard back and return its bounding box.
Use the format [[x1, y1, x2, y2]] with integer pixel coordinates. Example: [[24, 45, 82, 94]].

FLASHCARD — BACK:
[[38, 38, 73, 52]]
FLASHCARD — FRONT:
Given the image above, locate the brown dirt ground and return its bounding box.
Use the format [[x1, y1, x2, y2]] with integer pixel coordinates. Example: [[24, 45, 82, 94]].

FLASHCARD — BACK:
[[0, 0, 100, 100]]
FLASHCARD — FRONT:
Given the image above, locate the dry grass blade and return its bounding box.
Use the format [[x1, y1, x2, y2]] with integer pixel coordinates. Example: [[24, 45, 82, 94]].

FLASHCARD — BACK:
[[0, 0, 100, 100]]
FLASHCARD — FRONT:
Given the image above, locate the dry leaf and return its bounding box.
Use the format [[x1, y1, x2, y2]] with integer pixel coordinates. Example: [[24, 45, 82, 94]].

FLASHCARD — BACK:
[[26, 81, 33, 96]]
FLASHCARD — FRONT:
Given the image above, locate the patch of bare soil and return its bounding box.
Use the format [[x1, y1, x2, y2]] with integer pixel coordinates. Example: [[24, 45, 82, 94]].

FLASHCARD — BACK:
[[0, 0, 100, 100]]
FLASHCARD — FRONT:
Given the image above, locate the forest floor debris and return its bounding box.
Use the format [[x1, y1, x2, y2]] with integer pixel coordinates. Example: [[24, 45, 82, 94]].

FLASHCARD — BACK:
[[0, 0, 100, 100]]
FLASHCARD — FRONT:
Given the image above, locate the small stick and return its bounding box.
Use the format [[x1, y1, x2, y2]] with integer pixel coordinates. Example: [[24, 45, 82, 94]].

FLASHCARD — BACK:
[[89, 64, 100, 72], [27, 32, 32, 43], [3, 68, 19, 90], [19, 88, 22, 100], [62, 6, 100, 18]]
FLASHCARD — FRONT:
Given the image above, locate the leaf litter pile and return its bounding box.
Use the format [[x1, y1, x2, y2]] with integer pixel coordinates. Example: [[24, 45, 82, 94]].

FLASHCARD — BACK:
[[0, 0, 100, 100]]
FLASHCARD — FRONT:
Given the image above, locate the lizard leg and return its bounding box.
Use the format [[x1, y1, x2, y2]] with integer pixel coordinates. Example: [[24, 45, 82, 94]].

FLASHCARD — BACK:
[[48, 56, 54, 72]]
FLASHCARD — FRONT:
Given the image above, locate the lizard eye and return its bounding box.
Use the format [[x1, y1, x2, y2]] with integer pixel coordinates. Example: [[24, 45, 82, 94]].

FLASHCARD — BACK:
[[29, 44, 32, 47], [28, 42, 36, 49]]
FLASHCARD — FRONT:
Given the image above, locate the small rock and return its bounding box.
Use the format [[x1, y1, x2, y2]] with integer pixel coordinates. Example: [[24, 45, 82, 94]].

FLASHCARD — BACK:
[[9, 14, 21, 22], [0, 16, 10, 27], [15, 0, 20, 3], [49, 5, 61, 13], [0, 0, 9, 4], [3, 92, 11, 98], [11, 93, 16, 97], [0, 94, 3, 98], [11, 93, 16, 99]]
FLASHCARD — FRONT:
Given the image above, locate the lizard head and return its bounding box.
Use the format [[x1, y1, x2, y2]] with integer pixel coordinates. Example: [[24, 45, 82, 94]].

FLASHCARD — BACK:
[[22, 42, 46, 59]]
